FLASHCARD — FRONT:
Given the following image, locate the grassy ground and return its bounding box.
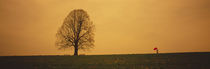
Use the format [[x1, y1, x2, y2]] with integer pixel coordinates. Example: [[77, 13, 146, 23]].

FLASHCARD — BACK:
[[0, 52, 210, 69]]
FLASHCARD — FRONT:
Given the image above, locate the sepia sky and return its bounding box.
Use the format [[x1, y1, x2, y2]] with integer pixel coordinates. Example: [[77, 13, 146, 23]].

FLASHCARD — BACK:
[[0, 0, 210, 56]]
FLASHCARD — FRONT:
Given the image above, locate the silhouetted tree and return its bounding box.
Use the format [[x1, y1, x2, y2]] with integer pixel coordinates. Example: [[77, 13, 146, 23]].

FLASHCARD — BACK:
[[56, 9, 95, 56]]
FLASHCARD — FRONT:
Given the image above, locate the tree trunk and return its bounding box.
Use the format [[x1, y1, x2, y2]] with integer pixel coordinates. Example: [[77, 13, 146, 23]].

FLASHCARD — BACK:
[[74, 45, 78, 56]]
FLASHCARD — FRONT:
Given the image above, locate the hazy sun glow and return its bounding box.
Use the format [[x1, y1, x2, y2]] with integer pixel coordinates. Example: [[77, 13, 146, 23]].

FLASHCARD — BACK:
[[0, 0, 210, 56]]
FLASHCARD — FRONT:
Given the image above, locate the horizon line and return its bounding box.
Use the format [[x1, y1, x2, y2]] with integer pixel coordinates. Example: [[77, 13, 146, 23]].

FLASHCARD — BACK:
[[0, 51, 210, 57]]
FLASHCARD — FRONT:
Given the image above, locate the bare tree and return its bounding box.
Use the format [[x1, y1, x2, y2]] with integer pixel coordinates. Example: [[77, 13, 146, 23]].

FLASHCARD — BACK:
[[56, 9, 95, 56]]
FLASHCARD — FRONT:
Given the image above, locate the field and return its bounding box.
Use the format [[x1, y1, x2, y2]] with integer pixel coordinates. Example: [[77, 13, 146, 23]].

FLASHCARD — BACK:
[[0, 52, 210, 69]]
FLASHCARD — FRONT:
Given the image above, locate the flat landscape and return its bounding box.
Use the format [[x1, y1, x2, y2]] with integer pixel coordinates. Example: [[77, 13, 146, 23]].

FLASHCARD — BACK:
[[0, 52, 210, 69]]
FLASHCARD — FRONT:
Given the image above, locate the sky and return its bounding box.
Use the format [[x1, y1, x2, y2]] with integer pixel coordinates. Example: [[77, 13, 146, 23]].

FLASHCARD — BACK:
[[0, 0, 210, 56]]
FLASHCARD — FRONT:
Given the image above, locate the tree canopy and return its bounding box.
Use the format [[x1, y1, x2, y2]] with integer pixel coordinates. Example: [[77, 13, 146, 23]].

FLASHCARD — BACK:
[[56, 9, 95, 56]]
